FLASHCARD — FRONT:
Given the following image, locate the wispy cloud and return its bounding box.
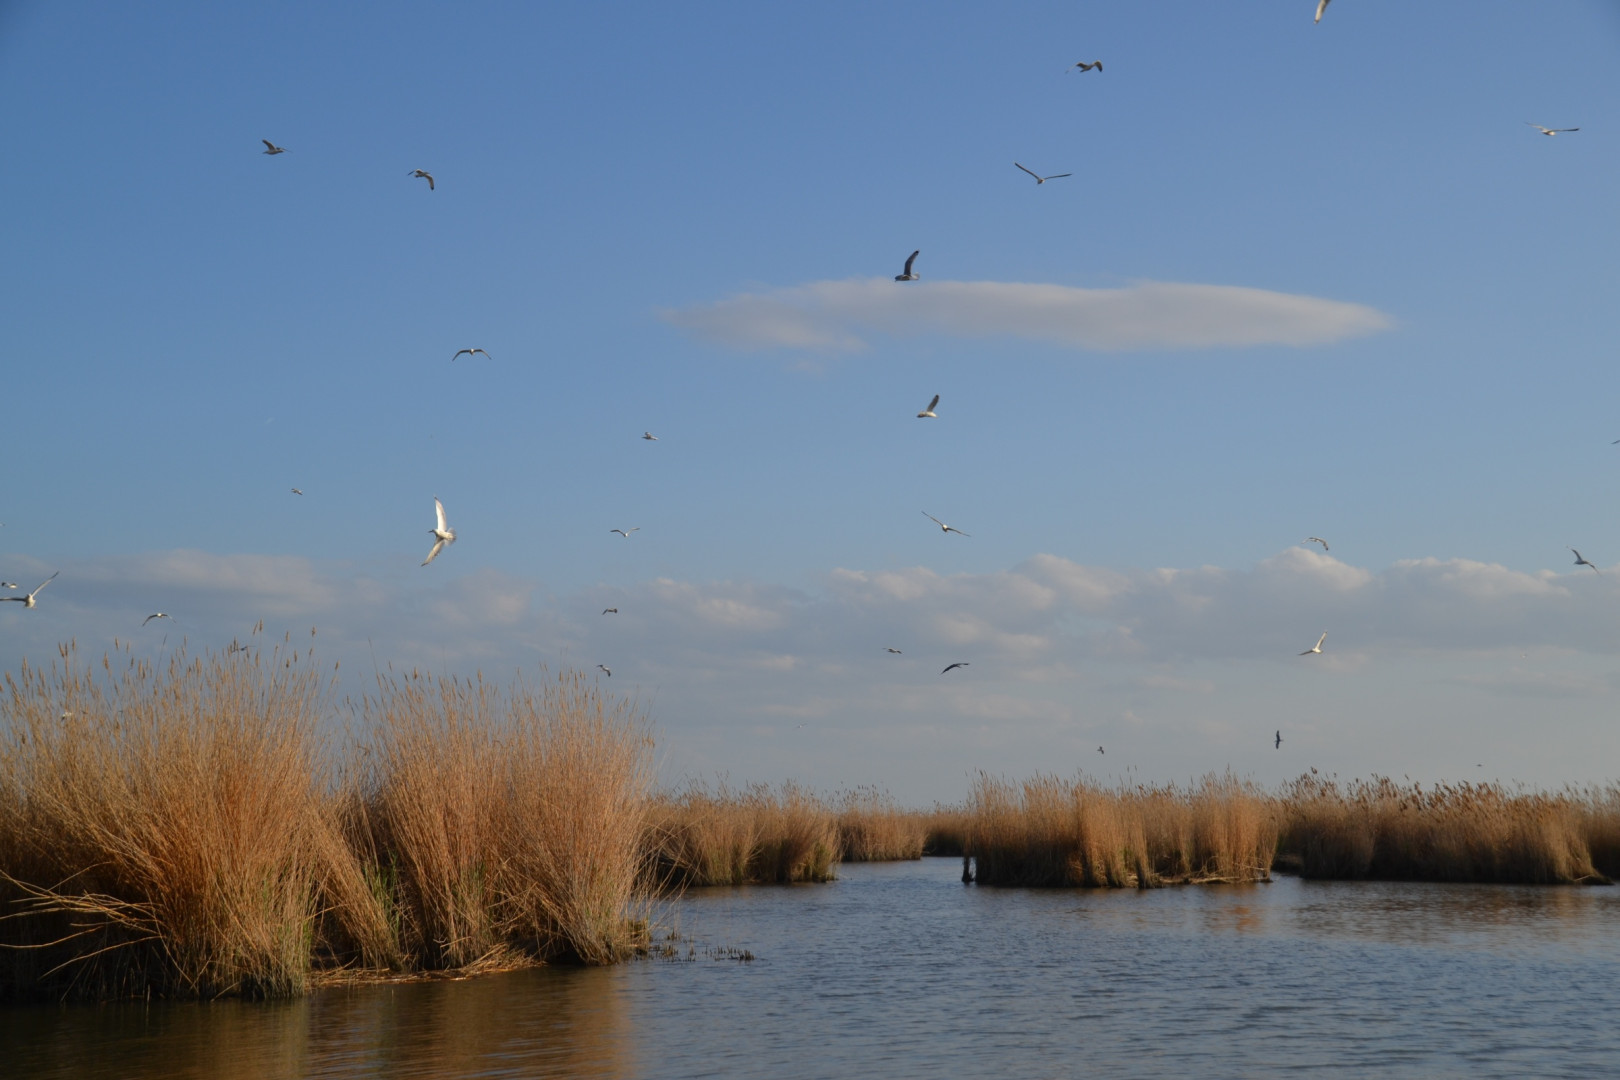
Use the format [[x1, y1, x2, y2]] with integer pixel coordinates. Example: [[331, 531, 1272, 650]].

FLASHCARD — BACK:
[[663, 278, 1392, 352]]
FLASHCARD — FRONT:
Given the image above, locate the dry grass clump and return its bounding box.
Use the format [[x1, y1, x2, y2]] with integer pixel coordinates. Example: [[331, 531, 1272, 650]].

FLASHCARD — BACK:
[[1277, 774, 1609, 884], [644, 782, 840, 886], [1579, 784, 1620, 880], [836, 786, 927, 862], [967, 771, 1277, 888], [0, 642, 656, 1001], [920, 803, 972, 856], [0, 638, 336, 1001]]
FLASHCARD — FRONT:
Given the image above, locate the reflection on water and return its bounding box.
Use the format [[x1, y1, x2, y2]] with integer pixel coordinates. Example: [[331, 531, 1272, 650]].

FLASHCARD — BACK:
[[5, 861, 1618, 1079]]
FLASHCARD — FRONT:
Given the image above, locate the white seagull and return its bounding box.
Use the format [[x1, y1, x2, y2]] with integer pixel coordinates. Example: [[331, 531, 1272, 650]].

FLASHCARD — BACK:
[[894, 250, 920, 281], [1299, 632, 1327, 656], [597, 664, 612, 677], [2, 572, 58, 609], [1570, 547, 1600, 574], [422, 497, 456, 566], [451, 348, 492, 361], [1066, 60, 1102, 73], [291, 488, 304, 496], [0, 582, 17, 589], [262, 139, 287, 155], [1304, 536, 1330, 552], [923, 511, 970, 537], [409, 169, 435, 190], [1527, 123, 1579, 136], [642, 431, 659, 441], [1014, 162, 1072, 184], [1315, 0, 1330, 23], [942, 662, 969, 674], [917, 394, 940, 419], [142, 613, 171, 626], [610, 528, 640, 538]]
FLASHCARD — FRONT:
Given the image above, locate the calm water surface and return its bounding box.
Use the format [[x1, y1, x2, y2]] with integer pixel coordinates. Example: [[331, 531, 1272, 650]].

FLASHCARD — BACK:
[[5, 859, 1618, 1078]]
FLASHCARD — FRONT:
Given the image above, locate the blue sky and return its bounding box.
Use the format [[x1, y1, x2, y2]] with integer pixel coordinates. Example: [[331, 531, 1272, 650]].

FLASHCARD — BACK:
[[4, 1, 1620, 801]]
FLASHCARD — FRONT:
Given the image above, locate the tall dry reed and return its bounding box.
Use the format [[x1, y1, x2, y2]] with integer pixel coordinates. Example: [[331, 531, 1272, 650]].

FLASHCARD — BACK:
[[1277, 774, 1609, 884], [836, 786, 926, 862], [644, 782, 840, 886], [967, 771, 1277, 888]]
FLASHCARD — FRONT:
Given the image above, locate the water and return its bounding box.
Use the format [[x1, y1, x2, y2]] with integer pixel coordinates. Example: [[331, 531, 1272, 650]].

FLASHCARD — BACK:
[[5, 859, 1618, 1078]]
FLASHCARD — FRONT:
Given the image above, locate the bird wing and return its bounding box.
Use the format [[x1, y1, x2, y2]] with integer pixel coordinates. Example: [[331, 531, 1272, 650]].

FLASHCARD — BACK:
[[143, 614, 161, 625], [451, 349, 469, 360], [1043, 173, 1073, 180], [474, 348, 491, 358], [927, 394, 940, 411], [946, 526, 971, 537], [1014, 162, 1041, 180], [923, 512, 945, 527], [1092, 61, 1102, 71], [434, 498, 449, 533], [1315, 0, 1329, 22], [426, 175, 434, 189], [422, 538, 445, 566], [262, 139, 276, 151], [903, 250, 918, 275], [32, 572, 59, 597]]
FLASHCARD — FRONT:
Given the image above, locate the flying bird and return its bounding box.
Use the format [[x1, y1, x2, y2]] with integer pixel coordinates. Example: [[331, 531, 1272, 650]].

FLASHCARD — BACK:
[[422, 497, 456, 566], [261, 139, 286, 155], [1275, 730, 1283, 749], [602, 608, 618, 614], [1526, 123, 1579, 136], [1097, 746, 1104, 755], [1570, 547, 1600, 573], [941, 662, 970, 674], [597, 664, 612, 677], [291, 488, 304, 496], [917, 394, 940, 419], [1066, 60, 1102, 73], [409, 169, 435, 190], [451, 348, 492, 362], [1304, 537, 1330, 552], [142, 613, 171, 626], [1299, 632, 1327, 656], [1315, 0, 1330, 23], [923, 511, 970, 537], [0, 583, 17, 589], [1, 572, 58, 609], [1014, 162, 1072, 184], [885, 647, 902, 654], [642, 431, 659, 441], [894, 250, 920, 281], [609, 528, 640, 538]]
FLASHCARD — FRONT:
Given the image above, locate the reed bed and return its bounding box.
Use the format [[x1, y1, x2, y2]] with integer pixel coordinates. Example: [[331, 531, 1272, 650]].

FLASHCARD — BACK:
[[919, 803, 972, 856], [0, 641, 655, 1002], [643, 782, 840, 886], [836, 787, 927, 862], [1276, 774, 1613, 884], [966, 772, 1278, 888]]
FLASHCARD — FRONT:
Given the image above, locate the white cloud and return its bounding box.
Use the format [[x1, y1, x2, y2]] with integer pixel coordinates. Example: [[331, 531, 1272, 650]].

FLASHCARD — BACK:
[[663, 278, 1392, 352]]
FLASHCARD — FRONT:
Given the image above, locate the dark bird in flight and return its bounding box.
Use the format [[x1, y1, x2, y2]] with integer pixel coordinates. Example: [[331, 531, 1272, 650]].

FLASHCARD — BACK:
[[597, 664, 612, 677], [1304, 536, 1330, 552], [895, 250, 920, 281], [602, 607, 618, 614], [262, 140, 286, 155], [409, 169, 435, 190], [451, 348, 491, 361], [1275, 730, 1283, 749], [1066, 60, 1102, 73], [1097, 746, 1104, 755], [917, 394, 940, 419], [941, 662, 970, 674], [1, 572, 58, 609], [885, 647, 902, 654], [143, 613, 171, 626], [1570, 547, 1600, 573], [1014, 162, 1072, 184]]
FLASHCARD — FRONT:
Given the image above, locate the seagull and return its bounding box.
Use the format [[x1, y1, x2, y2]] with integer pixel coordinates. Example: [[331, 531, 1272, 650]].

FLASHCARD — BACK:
[[451, 348, 492, 362], [917, 394, 940, 419], [1066, 60, 1102, 73], [1097, 746, 1104, 755], [142, 613, 171, 626], [0, 582, 17, 589], [261, 139, 286, 155], [642, 431, 659, 441], [409, 169, 435, 190], [1275, 730, 1283, 749], [1570, 547, 1600, 573], [1014, 162, 1072, 184], [597, 664, 612, 677], [609, 528, 640, 538], [923, 511, 970, 537], [941, 662, 970, 674], [1527, 123, 1579, 136], [1304, 536, 1330, 552], [885, 647, 902, 654], [894, 250, 920, 281], [422, 497, 456, 566], [1315, 0, 1330, 23], [291, 488, 304, 496], [1299, 632, 1327, 656], [2, 572, 58, 609], [602, 607, 618, 615]]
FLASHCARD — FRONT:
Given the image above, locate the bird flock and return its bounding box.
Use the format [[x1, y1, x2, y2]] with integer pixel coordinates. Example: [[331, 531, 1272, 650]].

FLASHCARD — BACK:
[[0, 3, 1598, 760]]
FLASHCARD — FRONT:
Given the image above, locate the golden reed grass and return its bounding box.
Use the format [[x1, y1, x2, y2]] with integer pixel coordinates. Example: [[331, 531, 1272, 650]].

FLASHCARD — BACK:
[[836, 786, 927, 862], [644, 782, 840, 885], [0, 640, 654, 1001], [1276, 773, 1616, 884], [966, 771, 1278, 888]]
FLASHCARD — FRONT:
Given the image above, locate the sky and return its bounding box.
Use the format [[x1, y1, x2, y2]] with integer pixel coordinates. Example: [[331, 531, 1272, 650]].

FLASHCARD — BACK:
[[4, 1, 1620, 803]]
